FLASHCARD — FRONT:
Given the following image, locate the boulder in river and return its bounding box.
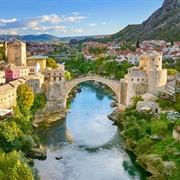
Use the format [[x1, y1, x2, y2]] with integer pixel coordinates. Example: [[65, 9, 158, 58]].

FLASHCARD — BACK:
[[56, 155, 63, 160]]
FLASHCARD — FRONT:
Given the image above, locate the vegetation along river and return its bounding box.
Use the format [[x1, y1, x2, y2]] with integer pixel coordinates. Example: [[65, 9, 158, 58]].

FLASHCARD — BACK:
[[34, 82, 149, 180]]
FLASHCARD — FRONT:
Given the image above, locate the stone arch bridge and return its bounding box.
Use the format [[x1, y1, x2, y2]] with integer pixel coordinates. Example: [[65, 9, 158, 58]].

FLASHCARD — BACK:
[[46, 75, 123, 110]]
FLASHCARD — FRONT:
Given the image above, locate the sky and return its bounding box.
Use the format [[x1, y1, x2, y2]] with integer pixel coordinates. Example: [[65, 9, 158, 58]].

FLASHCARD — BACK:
[[0, 0, 164, 37]]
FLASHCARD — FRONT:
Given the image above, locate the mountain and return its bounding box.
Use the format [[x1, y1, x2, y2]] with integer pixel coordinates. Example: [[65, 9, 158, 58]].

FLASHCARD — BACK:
[[0, 34, 60, 42], [0, 34, 104, 43], [84, 0, 180, 43]]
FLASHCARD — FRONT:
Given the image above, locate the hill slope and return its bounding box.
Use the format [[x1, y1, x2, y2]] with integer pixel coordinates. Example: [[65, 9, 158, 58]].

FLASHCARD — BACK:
[[88, 0, 180, 43]]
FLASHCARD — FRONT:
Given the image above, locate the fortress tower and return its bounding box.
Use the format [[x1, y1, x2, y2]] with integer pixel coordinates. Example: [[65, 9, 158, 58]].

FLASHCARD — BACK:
[[7, 39, 26, 67], [119, 50, 167, 110], [139, 50, 167, 94]]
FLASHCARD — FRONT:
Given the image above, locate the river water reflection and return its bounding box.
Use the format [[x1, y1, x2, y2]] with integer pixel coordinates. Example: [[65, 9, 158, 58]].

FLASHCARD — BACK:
[[34, 82, 148, 180]]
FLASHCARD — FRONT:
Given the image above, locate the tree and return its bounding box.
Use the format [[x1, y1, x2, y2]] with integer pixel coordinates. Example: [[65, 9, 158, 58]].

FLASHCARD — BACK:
[[31, 93, 47, 113], [167, 69, 178, 75], [17, 84, 34, 112], [65, 71, 72, 80], [136, 40, 140, 48], [0, 151, 34, 180], [46, 57, 58, 69], [151, 120, 168, 137]]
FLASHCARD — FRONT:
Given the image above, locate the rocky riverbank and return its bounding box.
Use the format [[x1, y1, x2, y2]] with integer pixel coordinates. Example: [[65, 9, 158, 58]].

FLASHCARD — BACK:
[[109, 109, 179, 179]]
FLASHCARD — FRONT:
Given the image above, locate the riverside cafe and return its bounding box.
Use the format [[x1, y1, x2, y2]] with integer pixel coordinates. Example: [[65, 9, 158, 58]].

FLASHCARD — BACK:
[[0, 108, 13, 123]]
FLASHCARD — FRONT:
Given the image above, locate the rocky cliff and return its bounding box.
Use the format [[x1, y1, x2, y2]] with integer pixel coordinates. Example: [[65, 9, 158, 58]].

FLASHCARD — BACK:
[[128, 0, 180, 41], [89, 0, 180, 43]]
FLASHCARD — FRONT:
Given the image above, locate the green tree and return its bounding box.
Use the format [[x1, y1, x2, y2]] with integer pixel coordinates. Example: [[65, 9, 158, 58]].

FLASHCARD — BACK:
[[0, 151, 34, 180], [151, 120, 169, 137], [136, 40, 140, 48], [31, 93, 47, 113], [17, 84, 34, 113], [167, 69, 178, 75], [65, 71, 72, 80], [0, 121, 22, 143], [174, 59, 180, 72], [46, 57, 58, 68]]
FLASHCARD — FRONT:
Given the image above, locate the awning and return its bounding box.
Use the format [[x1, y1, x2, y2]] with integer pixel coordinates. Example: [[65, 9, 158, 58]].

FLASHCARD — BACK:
[[0, 108, 13, 116]]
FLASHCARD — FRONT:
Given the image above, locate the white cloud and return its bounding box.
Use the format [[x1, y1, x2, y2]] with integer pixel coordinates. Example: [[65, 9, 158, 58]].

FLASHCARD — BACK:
[[28, 21, 38, 28], [0, 14, 86, 30], [0, 18, 17, 23], [72, 27, 84, 33], [72, 12, 80, 15], [9, 31, 18, 35], [102, 22, 107, 25], [88, 23, 96, 27], [32, 25, 66, 32]]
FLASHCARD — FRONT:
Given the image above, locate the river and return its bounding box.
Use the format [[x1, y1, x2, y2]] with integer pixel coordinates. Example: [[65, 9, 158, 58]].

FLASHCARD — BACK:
[[34, 82, 149, 180]]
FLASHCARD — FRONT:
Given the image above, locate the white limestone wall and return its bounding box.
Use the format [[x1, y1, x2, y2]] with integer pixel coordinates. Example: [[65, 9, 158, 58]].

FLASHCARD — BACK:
[[124, 75, 148, 107], [148, 69, 167, 94]]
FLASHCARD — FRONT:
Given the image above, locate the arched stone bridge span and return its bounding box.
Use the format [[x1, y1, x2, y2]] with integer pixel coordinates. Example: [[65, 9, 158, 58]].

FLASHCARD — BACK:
[[62, 75, 121, 108]]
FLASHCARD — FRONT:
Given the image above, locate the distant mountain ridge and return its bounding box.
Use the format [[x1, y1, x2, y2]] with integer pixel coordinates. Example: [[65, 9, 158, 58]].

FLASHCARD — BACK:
[[0, 34, 105, 43]]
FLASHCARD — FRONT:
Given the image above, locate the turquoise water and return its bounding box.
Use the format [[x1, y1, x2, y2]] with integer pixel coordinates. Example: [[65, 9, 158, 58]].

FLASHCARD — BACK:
[[34, 82, 148, 180]]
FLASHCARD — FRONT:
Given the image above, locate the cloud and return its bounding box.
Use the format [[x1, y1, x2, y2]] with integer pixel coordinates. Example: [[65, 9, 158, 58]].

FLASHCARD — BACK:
[[0, 14, 86, 30], [9, 31, 18, 35], [0, 18, 17, 23], [72, 12, 80, 15], [88, 23, 96, 27], [102, 22, 107, 25], [32, 25, 66, 32], [72, 28, 84, 33]]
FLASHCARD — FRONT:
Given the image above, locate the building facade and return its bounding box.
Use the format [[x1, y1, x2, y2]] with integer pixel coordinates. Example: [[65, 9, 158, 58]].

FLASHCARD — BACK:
[[27, 55, 47, 72], [7, 39, 26, 67]]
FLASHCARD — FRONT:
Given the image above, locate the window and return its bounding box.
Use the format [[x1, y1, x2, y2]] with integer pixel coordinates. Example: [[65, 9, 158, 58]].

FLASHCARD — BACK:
[[152, 58, 154, 61], [137, 78, 139, 81], [156, 65, 158, 68], [131, 78, 133, 81], [142, 78, 144, 81]]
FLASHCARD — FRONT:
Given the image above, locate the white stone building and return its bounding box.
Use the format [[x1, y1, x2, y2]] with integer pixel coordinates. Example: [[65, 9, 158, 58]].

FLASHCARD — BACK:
[[27, 61, 40, 75], [119, 50, 167, 109], [0, 84, 17, 108], [23, 73, 44, 94], [0, 71, 5, 85], [42, 64, 65, 83]]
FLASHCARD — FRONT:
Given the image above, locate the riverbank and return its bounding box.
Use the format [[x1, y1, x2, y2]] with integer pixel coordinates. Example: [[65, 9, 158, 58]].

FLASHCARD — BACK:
[[109, 108, 180, 179]]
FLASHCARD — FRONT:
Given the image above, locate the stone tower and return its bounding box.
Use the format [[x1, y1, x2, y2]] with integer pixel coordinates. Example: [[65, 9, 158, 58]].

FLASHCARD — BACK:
[[7, 39, 26, 67], [139, 50, 167, 94]]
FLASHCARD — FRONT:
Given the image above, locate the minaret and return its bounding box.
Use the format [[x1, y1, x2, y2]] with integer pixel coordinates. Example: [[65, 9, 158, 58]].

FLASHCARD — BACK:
[[4, 37, 7, 60]]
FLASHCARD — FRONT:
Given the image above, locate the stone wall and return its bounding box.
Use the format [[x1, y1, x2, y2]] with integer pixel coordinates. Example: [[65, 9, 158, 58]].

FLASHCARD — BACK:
[[148, 69, 167, 94]]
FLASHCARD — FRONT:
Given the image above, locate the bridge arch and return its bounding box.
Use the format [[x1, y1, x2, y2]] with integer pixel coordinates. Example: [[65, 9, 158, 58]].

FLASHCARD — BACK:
[[63, 76, 121, 108]]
